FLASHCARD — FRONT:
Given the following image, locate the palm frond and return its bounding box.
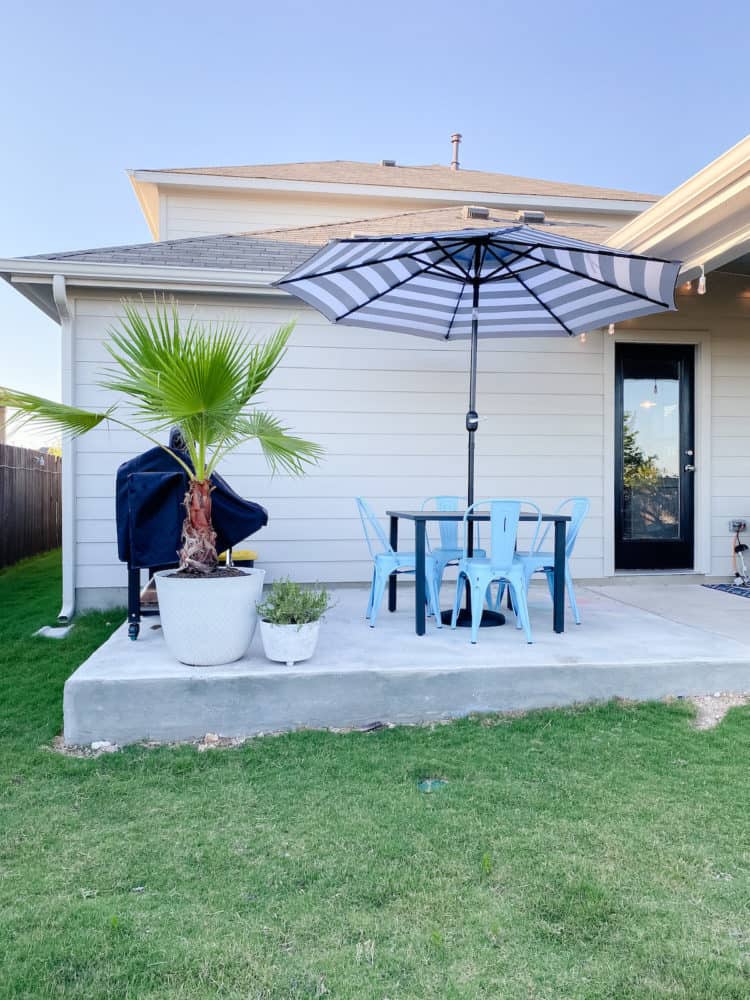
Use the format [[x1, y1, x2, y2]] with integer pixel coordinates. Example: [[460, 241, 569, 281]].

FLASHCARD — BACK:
[[207, 410, 323, 477], [0, 388, 114, 437], [3, 301, 323, 484]]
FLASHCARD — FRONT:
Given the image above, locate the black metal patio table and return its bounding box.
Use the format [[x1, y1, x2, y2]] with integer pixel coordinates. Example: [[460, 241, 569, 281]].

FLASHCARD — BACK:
[[385, 510, 571, 637]]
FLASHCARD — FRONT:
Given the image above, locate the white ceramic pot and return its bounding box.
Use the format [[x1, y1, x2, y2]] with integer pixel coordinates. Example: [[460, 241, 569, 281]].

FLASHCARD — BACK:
[[259, 619, 320, 666], [155, 568, 265, 666]]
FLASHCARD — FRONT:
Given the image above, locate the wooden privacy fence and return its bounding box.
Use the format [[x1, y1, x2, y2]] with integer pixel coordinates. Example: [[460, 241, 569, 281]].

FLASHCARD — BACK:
[[0, 443, 62, 569]]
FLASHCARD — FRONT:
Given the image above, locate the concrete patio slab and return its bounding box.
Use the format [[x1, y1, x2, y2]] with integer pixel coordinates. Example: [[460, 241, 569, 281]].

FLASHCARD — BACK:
[[63, 584, 750, 745]]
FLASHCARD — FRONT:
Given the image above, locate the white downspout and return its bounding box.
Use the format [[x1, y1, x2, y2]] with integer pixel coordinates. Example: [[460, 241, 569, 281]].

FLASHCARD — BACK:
[[53, 275, 76, 621]]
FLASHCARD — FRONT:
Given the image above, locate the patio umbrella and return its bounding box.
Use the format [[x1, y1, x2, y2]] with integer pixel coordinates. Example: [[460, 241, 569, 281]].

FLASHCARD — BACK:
[[274, 225, 681, 520]]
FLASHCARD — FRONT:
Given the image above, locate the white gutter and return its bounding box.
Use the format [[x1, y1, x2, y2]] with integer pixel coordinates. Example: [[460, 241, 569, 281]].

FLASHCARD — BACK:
[[606, 133, 750, 277], [1, 257, 285, 288], [129, 169, 656, 217], [52, 275, 76, 622]]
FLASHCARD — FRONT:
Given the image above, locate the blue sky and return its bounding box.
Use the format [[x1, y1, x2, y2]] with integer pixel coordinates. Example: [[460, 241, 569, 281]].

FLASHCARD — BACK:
[[2, 0, 747, 443]]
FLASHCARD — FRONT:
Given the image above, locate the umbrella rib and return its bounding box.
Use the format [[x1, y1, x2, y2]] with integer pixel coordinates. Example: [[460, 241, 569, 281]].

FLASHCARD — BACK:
[[484, 243, 673, 308], [332, 249, 458, 323], [496, 234, 677, 265], [277, 246, 446, 283], [443, 274, 469, 340], [496, 256, 577, 337]]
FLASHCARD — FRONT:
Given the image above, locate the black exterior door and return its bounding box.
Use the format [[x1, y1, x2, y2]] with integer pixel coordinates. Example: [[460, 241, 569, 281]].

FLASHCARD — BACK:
[[615, 344, 695, 570]]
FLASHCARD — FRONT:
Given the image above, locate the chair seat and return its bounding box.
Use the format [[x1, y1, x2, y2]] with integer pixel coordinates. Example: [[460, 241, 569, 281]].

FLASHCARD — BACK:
[[458, 555, 522, 571], [432, 546, 486, 561], [517, 550, 555, 569], [374, 551, 438, 570]]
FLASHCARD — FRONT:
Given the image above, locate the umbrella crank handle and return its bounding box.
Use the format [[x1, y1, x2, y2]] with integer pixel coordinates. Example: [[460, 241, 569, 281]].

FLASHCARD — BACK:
[[466, 410, 479, 432]]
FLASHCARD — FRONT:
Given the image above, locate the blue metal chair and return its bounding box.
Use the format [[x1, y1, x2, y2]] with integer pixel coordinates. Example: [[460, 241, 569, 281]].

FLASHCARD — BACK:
[[421, 495, 485, 603], [514, 497, 590, 626], [356, 498, 443, 628], [451, 499, 541, 644]]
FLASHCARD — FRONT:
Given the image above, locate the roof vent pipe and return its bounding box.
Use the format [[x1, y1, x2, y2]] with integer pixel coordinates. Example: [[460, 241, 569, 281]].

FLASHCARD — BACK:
[[450, 133, 462, 171]]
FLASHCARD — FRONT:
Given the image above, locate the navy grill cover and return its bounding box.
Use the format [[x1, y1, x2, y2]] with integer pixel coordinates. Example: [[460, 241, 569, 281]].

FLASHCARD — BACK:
[[116, 446, 268, 569]]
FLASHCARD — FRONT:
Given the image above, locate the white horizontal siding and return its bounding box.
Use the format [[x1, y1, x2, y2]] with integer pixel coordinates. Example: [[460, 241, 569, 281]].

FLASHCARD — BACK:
[[709, 290, 750, 576], [70, 292, 606, 596], [158, 188, 632, 241], [162, 190, 440, 239]]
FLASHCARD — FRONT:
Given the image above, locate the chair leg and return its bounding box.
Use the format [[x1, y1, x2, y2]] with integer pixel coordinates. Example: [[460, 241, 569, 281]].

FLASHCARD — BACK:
[[369, 569, 388, 628], [366, 570, 376, 619], [544, 568, 555, 603], [565, 565, 581, 625], [451, 573, 465, 629], [470, 581, 485, 644], [510, 580, 533, 644], [426, 570, 443, 629]]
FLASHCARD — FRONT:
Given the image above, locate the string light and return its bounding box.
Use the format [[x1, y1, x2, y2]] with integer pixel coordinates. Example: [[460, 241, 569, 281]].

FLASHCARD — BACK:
[[608, 323, 615, 336], [580, 332, 587, 344], [697, 265, 707, 295]]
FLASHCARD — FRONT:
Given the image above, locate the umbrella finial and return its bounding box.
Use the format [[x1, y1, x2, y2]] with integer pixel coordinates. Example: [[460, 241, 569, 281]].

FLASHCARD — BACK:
[[451, 133, 462, 171]]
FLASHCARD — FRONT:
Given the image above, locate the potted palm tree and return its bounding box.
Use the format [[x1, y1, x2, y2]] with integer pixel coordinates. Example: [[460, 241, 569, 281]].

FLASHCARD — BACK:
[[0, 301, 321, 666]]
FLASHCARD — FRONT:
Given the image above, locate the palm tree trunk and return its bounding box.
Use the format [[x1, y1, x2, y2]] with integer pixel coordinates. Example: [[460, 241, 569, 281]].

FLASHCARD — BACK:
[[179, 479, 218, 574]]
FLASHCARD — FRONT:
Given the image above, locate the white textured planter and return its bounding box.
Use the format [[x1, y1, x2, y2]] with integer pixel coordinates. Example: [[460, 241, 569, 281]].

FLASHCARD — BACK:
[[155, 568, 265, 666], [260, 619, 320, 666]]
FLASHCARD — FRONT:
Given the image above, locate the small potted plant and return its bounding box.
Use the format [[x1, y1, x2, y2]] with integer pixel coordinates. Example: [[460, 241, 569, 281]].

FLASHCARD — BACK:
[[257, 578, 331, 666]]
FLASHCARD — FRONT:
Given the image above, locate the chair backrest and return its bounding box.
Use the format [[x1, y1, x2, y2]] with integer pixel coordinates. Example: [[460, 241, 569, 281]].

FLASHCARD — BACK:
[[355, 497, 391, 559], [558, 496, 590, 559], [463, 498, 533, 573], [421, 495, 462, 550], [529, 496, 590, 558]]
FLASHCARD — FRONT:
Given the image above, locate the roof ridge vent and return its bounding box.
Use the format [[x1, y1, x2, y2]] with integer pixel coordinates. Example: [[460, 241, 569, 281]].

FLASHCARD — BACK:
[[380, 159, 397, 167], [516, 209, 546, 224], [463, 205, 490, 220]]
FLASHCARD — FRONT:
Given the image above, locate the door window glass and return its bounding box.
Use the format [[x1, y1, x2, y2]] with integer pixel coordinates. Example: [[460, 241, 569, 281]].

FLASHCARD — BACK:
[[621, 377, 680, 540]]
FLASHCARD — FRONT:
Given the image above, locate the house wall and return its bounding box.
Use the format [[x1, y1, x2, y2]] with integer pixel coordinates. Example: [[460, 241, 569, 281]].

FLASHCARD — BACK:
[[68, 274, 750, 609], [156, 185, 639, 241]]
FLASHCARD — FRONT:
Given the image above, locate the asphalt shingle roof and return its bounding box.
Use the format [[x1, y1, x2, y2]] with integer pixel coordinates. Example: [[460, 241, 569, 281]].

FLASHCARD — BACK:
[[22, 207, 618, 274], [142, 160, 659, 203], [24, 234, 319, 273]]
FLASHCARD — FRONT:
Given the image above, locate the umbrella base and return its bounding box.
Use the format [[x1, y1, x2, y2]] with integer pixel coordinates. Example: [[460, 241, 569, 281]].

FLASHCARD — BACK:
[[440, 608, 506, 628]]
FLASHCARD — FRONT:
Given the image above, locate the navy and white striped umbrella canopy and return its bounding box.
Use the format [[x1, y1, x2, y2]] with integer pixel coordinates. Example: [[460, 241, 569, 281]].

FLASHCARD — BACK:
[[274, 225, 681, 340]]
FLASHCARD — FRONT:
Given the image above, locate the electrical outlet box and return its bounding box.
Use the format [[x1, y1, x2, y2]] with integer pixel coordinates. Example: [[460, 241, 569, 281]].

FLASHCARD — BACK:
[[729, 519, 747, 533]]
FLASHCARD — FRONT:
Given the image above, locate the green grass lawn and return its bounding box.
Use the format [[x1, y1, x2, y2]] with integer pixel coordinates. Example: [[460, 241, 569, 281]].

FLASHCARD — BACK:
[[2, 552, 750, 999]]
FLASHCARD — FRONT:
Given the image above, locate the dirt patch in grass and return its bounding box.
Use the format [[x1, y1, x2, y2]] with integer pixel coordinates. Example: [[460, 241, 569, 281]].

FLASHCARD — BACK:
[[690, 692, 750, 730]]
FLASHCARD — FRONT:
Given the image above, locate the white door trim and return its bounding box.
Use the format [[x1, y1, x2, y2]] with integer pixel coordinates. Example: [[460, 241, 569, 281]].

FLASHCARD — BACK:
[[603, 327, 711, 576]]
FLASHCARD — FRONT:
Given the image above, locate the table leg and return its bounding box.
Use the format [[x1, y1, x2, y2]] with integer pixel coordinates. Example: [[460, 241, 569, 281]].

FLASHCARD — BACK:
[[553, 520, 566, 633], [415, 519, 426, 636], [388, 516, 398, 612]]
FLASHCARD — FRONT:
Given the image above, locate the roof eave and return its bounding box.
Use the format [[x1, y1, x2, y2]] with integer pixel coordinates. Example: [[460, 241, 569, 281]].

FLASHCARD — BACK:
[[0, 258, 284, 323], [129, 168, 655, 216], [606, 133, 750, 277]]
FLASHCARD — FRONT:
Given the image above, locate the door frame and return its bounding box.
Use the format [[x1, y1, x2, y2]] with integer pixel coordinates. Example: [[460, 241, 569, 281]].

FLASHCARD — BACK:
[[603, 327, 711, 576]]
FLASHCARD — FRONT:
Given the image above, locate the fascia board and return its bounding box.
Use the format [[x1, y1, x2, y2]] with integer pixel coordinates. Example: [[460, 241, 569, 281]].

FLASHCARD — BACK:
[[607, 134, 750, 254]]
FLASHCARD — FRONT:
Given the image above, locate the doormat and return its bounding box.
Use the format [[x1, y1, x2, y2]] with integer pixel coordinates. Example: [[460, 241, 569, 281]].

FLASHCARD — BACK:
[[703, 583, 750, 599]]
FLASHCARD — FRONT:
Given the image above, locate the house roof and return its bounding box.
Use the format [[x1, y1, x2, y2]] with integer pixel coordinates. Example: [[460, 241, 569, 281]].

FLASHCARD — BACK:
[[22, 234, 320, 273], [139, 160, 660, 204], [250, 206, 618, 246], [19, 208, 617, 273]]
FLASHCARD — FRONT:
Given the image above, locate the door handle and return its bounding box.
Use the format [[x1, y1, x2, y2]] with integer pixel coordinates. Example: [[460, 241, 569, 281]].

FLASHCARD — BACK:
[[684, 464, 695, 472]]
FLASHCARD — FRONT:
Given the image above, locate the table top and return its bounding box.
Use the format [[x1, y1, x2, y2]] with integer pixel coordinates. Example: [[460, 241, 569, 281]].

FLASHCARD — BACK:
[[387, 509, 571, 522]]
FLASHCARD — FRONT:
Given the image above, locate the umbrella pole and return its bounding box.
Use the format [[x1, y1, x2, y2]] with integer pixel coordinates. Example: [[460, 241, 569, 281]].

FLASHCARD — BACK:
[[466, 297, 479, 557], [450, 256, 505, 629]]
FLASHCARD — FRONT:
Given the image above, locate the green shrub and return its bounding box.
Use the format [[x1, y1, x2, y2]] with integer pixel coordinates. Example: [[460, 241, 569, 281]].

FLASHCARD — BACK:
[[257, 578, 331, 626]]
